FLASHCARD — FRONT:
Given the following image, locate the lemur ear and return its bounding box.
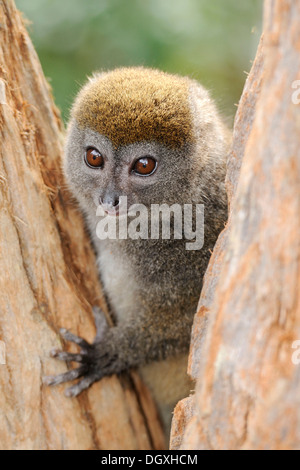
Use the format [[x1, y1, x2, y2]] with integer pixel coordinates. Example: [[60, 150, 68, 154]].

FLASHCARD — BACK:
[[87, 71, 105, 84]]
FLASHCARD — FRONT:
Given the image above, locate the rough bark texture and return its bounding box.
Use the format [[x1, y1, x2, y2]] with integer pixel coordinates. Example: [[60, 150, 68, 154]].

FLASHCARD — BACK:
[[171, 0, 300, 450], [0, 0, 165, 450]]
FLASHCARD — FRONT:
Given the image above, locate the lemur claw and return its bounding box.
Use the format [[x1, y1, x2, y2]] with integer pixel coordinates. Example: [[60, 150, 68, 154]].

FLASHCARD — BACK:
[[44, 307, 111, 396]]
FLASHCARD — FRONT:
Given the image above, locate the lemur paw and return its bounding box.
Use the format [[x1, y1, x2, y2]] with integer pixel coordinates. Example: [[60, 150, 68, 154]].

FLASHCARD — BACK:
[[43, 307, 116, 397]]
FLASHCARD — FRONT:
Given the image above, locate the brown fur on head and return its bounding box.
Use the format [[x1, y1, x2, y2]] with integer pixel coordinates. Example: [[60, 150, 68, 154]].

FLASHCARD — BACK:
[[72, 67, 195, 149]]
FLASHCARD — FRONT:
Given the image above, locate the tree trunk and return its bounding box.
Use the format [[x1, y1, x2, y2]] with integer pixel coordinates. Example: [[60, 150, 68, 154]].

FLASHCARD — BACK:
[[171, 0, 300, 450], [0, 0, 165, 450]]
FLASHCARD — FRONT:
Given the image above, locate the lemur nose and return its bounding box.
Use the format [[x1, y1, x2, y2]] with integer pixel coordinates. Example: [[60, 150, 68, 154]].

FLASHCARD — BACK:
[[100, 196, 119, 207], [99, 196, 120, 213]]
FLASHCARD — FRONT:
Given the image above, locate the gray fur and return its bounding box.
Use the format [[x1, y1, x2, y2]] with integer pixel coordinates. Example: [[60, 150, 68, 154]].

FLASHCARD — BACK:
[[47, 70, 230, 429]]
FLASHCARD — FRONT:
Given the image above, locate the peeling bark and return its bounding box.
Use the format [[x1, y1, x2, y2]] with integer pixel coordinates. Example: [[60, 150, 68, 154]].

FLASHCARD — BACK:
[[0, 0, 165, 450], [171, 0, 300, 450]]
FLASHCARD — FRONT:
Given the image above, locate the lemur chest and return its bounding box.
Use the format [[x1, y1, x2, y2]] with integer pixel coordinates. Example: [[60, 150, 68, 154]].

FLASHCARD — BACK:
[[97, 238, 199, 323], [97, 243, 139, 323]]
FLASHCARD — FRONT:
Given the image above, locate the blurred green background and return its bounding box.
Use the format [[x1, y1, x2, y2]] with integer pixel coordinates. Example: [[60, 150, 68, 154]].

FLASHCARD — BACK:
[[16, 0, 262, 124]]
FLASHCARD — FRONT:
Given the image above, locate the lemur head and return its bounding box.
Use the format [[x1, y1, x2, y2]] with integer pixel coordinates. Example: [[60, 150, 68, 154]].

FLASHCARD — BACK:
[[65, 67, 230, 217]]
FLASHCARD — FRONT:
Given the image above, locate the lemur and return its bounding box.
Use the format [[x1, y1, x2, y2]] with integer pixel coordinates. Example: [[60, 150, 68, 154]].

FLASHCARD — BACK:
[[44, 67, 230, 430]]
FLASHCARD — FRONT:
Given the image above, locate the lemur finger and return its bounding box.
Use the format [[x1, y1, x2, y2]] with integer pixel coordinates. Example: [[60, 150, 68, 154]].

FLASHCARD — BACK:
[[65, 375, 97, 397], [43, 366, 86, 387], [59, 328, 91, 349], [50, 349, 88, 363]]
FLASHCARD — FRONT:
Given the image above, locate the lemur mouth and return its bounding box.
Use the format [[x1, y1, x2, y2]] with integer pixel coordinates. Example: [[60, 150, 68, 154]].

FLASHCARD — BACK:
[[99, 197, 120, 216], [102, 207, 120, 217]]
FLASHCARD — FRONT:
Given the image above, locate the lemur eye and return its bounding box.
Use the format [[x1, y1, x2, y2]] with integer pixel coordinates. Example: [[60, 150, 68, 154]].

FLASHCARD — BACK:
[[85, 147, 104, 168], [132, 157, 157, 176]]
